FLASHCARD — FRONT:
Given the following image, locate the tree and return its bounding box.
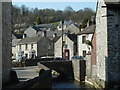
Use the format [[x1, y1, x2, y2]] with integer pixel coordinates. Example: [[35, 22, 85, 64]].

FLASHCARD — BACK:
[[64, 6, 74, 12], [36, 16, 42, 25], [12, 4, 95, 32]]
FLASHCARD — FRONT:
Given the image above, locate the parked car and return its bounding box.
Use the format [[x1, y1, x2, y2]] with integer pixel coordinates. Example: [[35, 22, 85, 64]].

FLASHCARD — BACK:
[[41, 56, 51, 58], [54, 57, 64, 60], [71, 56, 83, 60]]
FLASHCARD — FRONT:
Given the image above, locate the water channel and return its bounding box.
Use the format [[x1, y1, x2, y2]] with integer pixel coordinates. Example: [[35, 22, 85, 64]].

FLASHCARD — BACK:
[[52, 76, 96, 89], [13, 66, 96, 89]]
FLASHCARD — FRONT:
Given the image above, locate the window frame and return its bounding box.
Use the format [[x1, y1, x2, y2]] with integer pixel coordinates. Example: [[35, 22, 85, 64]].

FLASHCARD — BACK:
[[82, 36, 86, 44], [25, 44, 28, 50]]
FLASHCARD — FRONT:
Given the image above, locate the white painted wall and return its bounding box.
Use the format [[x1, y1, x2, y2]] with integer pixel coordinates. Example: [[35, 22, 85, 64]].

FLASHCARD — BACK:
[[54, 37, 62, 57], [12, 46, 16, 59], [54, 35, 74, 59], [63, 35, 74, 59], [77, 34, 93, 56], [16, 43, 37, 58], [57, 25, 67, 31]]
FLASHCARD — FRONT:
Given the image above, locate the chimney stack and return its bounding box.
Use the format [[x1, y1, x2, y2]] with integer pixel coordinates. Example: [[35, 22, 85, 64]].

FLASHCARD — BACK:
[[87, 20, 90, 27], [23, 34, 27, 38], [44, 31, 47, 37]]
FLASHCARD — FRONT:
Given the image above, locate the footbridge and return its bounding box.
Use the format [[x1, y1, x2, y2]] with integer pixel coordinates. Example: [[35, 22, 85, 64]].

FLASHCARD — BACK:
[[37, 60, 86, 81]]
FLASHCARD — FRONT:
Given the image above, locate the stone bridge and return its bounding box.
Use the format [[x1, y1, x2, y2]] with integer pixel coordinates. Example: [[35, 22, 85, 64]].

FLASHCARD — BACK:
[[37, 60, 86, 81]]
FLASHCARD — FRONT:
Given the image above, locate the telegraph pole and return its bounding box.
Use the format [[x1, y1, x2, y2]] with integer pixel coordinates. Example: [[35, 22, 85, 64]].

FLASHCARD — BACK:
[[62, 20, 64, 59]]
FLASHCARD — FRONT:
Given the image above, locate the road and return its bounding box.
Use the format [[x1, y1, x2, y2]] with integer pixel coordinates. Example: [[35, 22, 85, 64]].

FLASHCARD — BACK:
[[12, 66, 39, 82]]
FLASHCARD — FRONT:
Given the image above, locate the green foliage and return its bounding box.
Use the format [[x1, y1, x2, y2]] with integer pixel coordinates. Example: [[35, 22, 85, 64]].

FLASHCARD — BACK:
[[86, 40, 92, 46], [36, 16, 42, 25], [51, 22, 60, 30], [12, 4, 95, 31], [14, 30, 24, 34]]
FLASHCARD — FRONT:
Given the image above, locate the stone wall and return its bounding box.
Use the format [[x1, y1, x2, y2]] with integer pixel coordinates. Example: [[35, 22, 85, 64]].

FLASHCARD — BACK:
[[0, 2, 2, 89], [72, 60, 86, 81], [0, 1, 12, 85], [3, 70, 52, 89], [38, 61, 74, 80], [106, 5, 120, 88], [95, 0, 108, 88], [85, 55, 92, 78], [37, 60, 86, 81], [95, 0, 120, 88]]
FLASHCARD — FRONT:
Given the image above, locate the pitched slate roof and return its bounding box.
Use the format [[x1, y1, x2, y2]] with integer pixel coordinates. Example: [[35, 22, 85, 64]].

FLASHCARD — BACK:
[[65, 24, 80, 34], [33, 24, 53, 31], [78, 25, 95, 35], [32, 26, 42, 31], [67, 34, 77, 43], [18, 36, 42, 44], [12, 34, 23, 39], [104, 0, 120, 4], [53, 36, 61, 43], [12, 39, 21, 46], [53, 34, 77, 43], [59, 20, 74, 27], [36, 24, 53, 28], [27, 24, 54, 32], [47, 30, 68, 38]]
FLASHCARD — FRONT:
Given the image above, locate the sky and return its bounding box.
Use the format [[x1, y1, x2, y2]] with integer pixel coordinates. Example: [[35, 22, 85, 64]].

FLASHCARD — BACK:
[[12, 1, 97, 11]]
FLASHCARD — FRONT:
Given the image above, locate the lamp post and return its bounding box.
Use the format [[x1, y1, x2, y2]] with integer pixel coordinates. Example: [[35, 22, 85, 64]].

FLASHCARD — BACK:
[[62, 20, 64, 59]]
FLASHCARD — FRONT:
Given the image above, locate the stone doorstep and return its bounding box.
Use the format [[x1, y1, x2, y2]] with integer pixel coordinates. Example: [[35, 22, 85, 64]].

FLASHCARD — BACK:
[[85, 77, 104, 90]]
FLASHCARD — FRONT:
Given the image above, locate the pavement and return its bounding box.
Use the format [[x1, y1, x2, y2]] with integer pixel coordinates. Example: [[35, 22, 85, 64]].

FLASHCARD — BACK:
[[12, 66, 39, 82]]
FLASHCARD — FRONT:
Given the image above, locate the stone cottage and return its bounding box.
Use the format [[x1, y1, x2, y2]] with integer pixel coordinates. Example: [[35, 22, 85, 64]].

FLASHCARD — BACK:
[[16, 36, 53, 59], [12, 34, 23, 59], [65, 24, 80, 34], [24, 24, 54, 37], [57, 20, 74, 31], [54, 34, 77, 60], [77, 25, 95, 57]]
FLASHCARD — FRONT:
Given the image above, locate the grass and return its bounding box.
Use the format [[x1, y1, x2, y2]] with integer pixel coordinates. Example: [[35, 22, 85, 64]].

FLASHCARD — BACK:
[[51, 22, 60, 30]]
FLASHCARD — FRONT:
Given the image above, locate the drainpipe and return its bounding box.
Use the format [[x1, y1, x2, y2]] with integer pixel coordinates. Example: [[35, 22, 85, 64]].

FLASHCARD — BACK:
[[62, 20, 64, 59]]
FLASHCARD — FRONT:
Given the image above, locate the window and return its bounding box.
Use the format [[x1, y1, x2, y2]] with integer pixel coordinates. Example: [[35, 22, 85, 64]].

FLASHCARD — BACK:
[[25, 44, 28, 50], [31, 44, 33, 49], [63, 41, 65, 46], [19, 45, 21, 50], [82, 36, 86, 44], [83, 51, 86, 57], [48, 44, 51, 50], [64, 44, 68, 48]]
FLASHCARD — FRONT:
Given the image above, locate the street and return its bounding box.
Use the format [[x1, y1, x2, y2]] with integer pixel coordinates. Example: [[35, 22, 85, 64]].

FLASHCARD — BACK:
[[12, 66, 39, 82]]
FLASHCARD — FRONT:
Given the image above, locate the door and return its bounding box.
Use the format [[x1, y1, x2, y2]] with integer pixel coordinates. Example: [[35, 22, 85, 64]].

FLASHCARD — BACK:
[[64, 49, 70, 60]]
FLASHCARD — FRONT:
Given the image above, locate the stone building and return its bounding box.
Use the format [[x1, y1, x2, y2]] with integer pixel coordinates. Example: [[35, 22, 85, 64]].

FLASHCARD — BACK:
[[54, 34, 77, 60], [57, 20, 74, 31], [16, 36, 53, 59], [0, 1, 12, 87], [12, 34, 23, 59], [86, 0, 120, 88], [77, 25, 95, 57], [24, 24, 54, 37], [65, 24, 80, 34]]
